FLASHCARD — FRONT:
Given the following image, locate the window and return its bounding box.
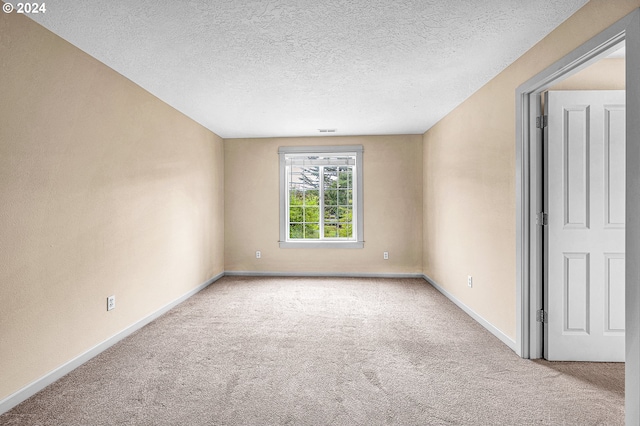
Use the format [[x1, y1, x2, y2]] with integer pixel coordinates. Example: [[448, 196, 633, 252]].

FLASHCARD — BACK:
[[279, 145, 364, 248]]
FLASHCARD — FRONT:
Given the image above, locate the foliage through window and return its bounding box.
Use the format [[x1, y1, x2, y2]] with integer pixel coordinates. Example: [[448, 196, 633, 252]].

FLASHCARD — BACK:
[[279, 146, 363, 248]]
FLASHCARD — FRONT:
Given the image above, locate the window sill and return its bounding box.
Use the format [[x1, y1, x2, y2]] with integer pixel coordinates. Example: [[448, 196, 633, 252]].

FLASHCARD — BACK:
[[279, 241, 364, 249]]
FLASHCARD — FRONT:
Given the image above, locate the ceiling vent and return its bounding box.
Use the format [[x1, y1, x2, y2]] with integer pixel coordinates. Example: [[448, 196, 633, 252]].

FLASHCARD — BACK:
[[318, 129, 337, 133]]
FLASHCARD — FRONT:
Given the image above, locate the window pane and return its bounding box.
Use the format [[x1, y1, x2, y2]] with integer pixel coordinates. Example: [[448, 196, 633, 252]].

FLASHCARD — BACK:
[[304, 189, 319, 206], [324, 206, 337, 221], [338, 223, 352, 238], [289, 172, 304, 191], [324, 189, 337, 206], [299, 166, 320, 191], [289, 189, 304, 206], [289, 207, 303, 223], [338, 167, 352, 189], [338, 206, 352, 222], [304, 223, 320, 239], [324, 222, 338, 238], [324, 166, 337, 178], [290, 223, 303, 239], [304, 207, 319, 223], [323, 167, 337, 192], [338, 189, 352, 206]]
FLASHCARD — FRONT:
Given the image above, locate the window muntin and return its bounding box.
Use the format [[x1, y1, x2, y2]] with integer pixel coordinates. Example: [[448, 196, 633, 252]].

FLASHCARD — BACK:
[[279, 146, 363, 248]]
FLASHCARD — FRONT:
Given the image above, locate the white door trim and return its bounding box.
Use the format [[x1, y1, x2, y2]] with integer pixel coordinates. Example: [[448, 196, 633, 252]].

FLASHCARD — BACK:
[[515, 8, 640, 424]]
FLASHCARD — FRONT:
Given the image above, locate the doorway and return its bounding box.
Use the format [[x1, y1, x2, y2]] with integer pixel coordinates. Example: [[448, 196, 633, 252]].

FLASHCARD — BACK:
[[515, 8, 640, 424], [539, 49, 626, 361]]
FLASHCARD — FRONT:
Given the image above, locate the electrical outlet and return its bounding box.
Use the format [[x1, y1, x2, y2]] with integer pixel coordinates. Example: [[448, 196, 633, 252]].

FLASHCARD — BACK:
[[467, 276, 473, 288], [107, 295, 115, 311], [256, 250, 261, 259], [383, 251, 389, 260]]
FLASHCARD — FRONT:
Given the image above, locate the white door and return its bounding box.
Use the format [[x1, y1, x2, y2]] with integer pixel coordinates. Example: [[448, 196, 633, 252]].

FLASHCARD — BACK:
[[545, 90, 625, 362]]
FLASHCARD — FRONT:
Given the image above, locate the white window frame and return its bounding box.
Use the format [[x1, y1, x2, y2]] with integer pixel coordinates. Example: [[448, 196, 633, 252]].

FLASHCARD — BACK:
[[279, 145, 364, 249]]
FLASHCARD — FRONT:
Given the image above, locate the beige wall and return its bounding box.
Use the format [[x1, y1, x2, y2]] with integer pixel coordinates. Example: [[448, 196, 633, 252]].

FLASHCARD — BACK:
[[423, 0, 639, 341], [0, 12, 224, 400], [550, 58, 625, 90], [225, 135, 423, 274]]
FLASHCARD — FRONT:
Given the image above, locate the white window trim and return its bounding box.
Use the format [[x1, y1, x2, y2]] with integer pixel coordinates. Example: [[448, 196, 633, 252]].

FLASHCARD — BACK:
[[279, 145, 364, 249]]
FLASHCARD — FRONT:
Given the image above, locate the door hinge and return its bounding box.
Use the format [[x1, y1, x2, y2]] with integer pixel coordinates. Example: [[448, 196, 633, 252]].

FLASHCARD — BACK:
[[536, 212, 548, 226], [536, 309, 547, 323], [536, 115, 548, 129]]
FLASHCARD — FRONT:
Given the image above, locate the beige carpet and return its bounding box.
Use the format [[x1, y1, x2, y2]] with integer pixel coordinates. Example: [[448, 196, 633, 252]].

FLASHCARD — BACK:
[[1, 277, 624, 425]]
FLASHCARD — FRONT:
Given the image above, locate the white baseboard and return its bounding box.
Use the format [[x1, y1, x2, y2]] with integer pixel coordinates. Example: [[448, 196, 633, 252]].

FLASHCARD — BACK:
[[0, 272, 224, 416], [224, 271, 425, 279], [422, 274, 517, 352]]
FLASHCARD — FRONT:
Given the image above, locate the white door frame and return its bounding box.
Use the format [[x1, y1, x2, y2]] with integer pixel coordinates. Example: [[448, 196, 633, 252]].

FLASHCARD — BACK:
[[515, 8, 640, 424]]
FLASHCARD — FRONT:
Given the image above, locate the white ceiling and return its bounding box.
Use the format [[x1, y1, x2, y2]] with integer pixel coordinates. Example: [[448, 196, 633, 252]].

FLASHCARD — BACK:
[[27, 0, 588, 138]]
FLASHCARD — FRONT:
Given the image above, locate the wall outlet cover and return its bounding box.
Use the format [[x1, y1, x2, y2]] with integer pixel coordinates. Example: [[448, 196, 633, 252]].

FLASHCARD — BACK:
[[107, 295, 115, 311]]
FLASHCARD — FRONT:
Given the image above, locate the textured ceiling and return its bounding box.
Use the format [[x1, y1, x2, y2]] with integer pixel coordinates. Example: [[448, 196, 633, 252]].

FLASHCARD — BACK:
[[27, 0, 588, 138]]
